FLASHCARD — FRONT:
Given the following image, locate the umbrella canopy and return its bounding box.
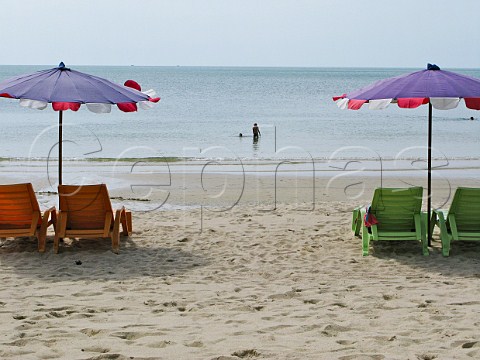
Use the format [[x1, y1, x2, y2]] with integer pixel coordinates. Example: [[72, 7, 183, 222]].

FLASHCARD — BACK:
[[333, 64, 480, 245], [334, 64, 480, 110], [0, 62, 160, 184]]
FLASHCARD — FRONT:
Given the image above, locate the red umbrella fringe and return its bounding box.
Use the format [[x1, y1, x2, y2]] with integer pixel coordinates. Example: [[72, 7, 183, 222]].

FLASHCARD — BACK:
[[334, 96, 480, 110]]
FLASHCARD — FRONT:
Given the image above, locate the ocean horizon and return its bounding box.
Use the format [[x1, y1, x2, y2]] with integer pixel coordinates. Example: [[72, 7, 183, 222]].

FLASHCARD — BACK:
[[0, 65, 479, 162]]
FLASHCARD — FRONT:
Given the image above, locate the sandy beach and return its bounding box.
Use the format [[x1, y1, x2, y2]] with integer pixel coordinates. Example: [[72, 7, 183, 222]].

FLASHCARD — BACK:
[[1, 159, 480, 359]]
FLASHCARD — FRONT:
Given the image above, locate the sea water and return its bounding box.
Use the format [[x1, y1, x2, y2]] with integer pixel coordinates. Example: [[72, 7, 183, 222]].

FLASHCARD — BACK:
[[0, 65, 479, 163]]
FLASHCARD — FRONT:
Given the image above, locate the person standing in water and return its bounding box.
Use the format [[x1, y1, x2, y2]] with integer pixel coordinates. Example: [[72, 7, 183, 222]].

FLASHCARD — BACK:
[[252, 123, 261, 140]]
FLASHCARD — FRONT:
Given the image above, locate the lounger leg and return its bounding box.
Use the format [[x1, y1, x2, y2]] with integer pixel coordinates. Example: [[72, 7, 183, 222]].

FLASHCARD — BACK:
[[54, 214, 67, 254], [435, 211, 450, 257], [360, 209, 370, 256], [112, 209, 124, 254], [441, 231, 451, 257], [53, 234, 62, 254], [362, 231, 370, 256], [38, 218, 49, 254], [122, 211, 132, 236], [37, 233, 46, 253], [111, 232, 120, 254], [442, 238, 451, 257]]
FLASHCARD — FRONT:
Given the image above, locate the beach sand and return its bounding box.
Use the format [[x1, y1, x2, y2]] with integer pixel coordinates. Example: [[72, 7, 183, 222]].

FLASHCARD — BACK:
[[1, 160, 480, 359]]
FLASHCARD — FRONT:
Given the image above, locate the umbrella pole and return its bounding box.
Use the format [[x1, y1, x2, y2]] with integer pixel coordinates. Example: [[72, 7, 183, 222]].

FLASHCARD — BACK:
[[59, 110, 63, 185], [427, 103, 432, 246]]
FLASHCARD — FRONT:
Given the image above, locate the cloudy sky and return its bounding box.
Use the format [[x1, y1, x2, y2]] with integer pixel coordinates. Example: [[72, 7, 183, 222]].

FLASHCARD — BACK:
[[1, 0, 478, 68]]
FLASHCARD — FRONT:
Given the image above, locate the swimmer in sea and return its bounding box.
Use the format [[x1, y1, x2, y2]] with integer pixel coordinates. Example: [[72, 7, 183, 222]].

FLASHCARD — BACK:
[[252, 123, 260, 140]]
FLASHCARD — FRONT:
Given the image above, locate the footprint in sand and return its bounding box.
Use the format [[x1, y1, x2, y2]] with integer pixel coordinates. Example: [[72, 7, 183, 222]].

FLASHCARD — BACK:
[[336, 339, 357, 346], [259, 324, 294, 333], [338, 355, 384, 360], [268, 290, 298, 300], [147, 340, 175, 348], [462, 341, 479, 349], [111, 331, 167, 341], [111, 331, 148, 340], [225, 319, 247, 324], [81, 328, 108, 337], [321, 323, 351, 337], [46, 311, 67, 318], [416, 354, 439, 360], [303, 299, 320, 304], [231, 349, 260, 358], [70, 313, 96, 319], [143, 299, 159, 306], [81, 346, 110, 354], [185, 340, 204, 348], [451, 340, 480, 349], [72, 291, 104, 297]]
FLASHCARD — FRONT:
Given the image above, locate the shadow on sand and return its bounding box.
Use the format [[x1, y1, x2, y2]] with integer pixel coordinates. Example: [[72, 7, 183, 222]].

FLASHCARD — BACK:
[[0, 235, 209, 281], [369, 237, 480, 278]]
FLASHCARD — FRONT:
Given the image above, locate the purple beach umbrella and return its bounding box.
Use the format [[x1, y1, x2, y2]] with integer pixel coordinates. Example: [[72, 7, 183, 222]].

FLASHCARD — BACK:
[[0, 62, 160, 184], [333, 64, 480, 245]]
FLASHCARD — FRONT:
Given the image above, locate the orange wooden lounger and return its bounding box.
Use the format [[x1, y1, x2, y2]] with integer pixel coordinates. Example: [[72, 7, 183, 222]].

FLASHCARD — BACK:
[[54, 184, 132, 254], [0, 183, 56, 252]]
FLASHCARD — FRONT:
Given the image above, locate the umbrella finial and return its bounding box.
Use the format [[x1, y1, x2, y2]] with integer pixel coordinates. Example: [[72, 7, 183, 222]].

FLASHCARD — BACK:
[[427, 63, 440, 70], [57, 62, 70, 71]]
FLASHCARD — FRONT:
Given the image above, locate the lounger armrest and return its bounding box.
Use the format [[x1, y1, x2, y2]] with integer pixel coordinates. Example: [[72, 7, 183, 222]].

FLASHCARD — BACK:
[[37, 207, 55, 253], [44, 206, 56, 213], [432, 209, 447, 224], [352, 207, 363, 233], [432, 208, 447, 216], [433, 208, 451, 238], [40, 206, 56, 230], [115, 206, 132, 236], [114, 206, 126, 217], [430, 209, 452, 256], [113, 206, 126, 234], [430, 208, 446, 228], [43, 206, 57, 226]]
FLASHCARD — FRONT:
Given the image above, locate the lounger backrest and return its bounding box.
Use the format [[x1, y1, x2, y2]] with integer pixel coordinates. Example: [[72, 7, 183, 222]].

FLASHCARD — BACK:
[[448, 187, 480, 231], [58, 184, 114, 230], [371, 187, 423, 231], [0, 183, 40, 229]]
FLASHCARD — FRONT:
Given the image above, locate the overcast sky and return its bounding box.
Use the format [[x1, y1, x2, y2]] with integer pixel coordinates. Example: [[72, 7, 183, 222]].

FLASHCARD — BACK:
[[1, 0, 479, 68]]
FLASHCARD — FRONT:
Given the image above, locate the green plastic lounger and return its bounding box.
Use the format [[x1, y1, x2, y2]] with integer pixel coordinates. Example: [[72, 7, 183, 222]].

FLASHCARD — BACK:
[[352, 187, 428, 256], [430, 187, 480, 256]]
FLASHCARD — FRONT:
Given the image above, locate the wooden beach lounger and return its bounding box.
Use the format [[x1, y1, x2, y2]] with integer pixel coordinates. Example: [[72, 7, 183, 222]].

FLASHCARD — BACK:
[[0, 183, 56, 252], [54, 184, 132, 254], [352, 187, 428, 256], [430, 187, 480, 256]]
